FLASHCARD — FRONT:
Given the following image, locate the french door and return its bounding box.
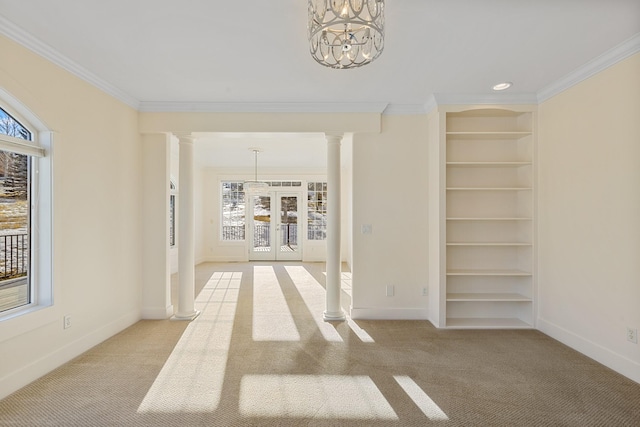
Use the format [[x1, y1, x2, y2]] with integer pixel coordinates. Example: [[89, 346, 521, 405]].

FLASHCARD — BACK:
[[249, 192, 302, 261]]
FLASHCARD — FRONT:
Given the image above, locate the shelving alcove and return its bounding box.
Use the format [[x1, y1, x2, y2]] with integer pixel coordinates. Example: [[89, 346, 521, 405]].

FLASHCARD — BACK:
[[428, 106, 536, 329]]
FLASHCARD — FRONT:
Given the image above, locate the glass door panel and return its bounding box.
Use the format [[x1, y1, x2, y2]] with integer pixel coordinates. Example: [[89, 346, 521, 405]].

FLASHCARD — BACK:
[[277, 195, 301, 260], [250, 195, 272, 260]]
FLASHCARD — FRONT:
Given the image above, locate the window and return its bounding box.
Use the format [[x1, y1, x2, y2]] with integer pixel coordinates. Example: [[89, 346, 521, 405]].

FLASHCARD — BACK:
[[0, 107, 39, 314], [222, 181, 245, 241], [169, 181, 176, 247], [307, 182, 327, 240]]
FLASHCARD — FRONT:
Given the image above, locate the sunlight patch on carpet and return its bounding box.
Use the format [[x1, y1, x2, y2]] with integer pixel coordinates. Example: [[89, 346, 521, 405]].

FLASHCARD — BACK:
[[347, 318, 375, 343], [239, 375, 398, 420], [253, 266, 300, 341], [284, 266, 343, 342], [137, 272, 241, 413], [341, 272, 352, 297], [394, 375, 449, 420]]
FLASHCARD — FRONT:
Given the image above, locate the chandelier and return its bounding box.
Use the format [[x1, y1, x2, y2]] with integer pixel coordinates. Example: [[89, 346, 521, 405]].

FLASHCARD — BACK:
[[243, 149, 269, 195], [308, 0, 385, 69]]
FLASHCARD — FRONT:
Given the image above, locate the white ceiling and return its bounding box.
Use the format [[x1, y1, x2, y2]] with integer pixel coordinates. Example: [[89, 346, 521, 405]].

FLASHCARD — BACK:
[[1, 0, 639, 168]]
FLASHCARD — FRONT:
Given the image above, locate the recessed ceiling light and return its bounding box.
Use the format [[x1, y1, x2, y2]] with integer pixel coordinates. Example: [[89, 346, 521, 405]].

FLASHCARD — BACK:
[[493, 82, 513, 91]]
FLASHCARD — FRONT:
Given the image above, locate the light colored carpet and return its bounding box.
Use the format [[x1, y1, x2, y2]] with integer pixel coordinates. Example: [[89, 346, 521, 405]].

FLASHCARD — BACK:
[[1, 262, 639, 426]]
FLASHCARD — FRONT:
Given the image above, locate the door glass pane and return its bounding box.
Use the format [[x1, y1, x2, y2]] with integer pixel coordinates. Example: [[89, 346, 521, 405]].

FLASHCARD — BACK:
[[253, 195, 271, 252], [280, 196, 298, 253]]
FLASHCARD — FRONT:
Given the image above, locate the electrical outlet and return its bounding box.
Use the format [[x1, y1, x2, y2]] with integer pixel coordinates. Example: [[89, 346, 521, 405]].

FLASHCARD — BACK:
[[627, 328, 638, 344], [422, 287, 428, 296], [386, 285, 394, 297], [63, 315, 72, 329]]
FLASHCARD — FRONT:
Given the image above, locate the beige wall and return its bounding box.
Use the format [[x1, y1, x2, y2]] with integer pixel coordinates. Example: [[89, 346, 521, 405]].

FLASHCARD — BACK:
[[537, 53, 640, 382], [0, 35, 142, 397], [351, 115, 429, 319]]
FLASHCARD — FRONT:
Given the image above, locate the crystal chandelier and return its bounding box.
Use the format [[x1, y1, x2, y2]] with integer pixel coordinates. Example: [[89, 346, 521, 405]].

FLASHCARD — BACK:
[[308, 0, 385, 69]]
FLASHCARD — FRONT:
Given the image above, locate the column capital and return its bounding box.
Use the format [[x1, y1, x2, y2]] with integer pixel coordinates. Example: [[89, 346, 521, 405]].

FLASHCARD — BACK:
[[173, 132, 196, 144], [324, 132, 344, 143]]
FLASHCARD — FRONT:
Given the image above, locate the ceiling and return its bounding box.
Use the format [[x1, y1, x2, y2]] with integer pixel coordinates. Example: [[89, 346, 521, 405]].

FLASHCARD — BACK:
[[1, 0, 639, 168]]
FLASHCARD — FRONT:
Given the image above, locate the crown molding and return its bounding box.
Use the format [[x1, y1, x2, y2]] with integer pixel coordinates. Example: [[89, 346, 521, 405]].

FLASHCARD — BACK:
[[423, 95, 438, 114], [432, 93, 539, 106], [382, 104, 428, 115], [537, 32, 640, 103], [0, 15, 140, 110], [138, 101, 388, 114]]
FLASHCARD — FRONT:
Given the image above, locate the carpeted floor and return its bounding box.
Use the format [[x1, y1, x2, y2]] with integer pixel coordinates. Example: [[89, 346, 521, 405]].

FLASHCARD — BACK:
[[1, 262, 639, 426]]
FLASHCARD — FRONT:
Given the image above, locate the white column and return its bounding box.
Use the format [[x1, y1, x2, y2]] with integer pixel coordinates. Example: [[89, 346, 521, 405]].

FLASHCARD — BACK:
[[172, 133, 200, 321], [324, 133, 346, 321]]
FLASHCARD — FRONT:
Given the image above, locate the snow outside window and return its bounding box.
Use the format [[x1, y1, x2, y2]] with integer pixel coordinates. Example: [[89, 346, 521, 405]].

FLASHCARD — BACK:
[[307, 182, 327, 240], [222, 181, 245, 241]]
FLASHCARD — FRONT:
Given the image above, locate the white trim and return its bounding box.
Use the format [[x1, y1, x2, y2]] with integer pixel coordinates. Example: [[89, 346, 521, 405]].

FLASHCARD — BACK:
[[423, 95, 438, 115], [433, 93, 539, 106], [0, 309, 139, 400], [139, 102, 389, 114], [141, 305, 174, 320], [350, 307, 429, 320], [382, 104, 428, 115], [0, 133, 45, 157], [0, 15, 139, 110], [537, 33, 640, 103], [538, 317, 640, 384], [200, 256, 248, 263]]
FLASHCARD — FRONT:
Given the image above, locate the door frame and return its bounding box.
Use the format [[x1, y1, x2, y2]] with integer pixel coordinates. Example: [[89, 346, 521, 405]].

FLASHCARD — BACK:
[[248, 190, 303, 261]]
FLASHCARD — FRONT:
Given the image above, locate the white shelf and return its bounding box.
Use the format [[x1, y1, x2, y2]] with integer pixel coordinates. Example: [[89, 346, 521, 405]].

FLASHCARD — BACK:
[[446, 242, 532, 246], [446, 187, 532, 191], [446, 293, 531, 302], [445, 317, 533, 329], [438, 108, 535, 330], [447, 269, 532, 276], [446, 131, 532, 140]]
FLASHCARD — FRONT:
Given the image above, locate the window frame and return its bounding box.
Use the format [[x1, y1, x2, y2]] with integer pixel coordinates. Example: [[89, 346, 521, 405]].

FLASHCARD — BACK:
[[0, 89, 54, 341]]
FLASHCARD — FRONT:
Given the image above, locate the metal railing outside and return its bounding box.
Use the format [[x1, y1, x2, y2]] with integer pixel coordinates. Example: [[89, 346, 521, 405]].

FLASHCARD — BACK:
[[222, 225, 245, 241], [0, 233, 28, 282], [252, 223, 298, 248], [223, 224, 304, 247]]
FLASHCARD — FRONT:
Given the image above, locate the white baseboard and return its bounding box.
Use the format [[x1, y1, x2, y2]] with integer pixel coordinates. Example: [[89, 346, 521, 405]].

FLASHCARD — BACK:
[[199, 256, 247, 263], [0, 310, 140, 400], [141, 305, 173, 320], [350, 307, 429, 320], [538, 317, 640, 384]]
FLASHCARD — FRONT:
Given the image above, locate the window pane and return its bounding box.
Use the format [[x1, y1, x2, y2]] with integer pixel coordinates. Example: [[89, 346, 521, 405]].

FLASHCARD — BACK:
[[222, 181, 245, 241], [0, 108, 31, 141], [169, 194, 175, 247], [307, 181, 327, 240], [0, 150, 30, 312]]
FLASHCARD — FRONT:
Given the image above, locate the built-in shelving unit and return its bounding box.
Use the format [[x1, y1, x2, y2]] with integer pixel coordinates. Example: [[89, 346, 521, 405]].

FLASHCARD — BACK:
[[441, 108, 535, 329]]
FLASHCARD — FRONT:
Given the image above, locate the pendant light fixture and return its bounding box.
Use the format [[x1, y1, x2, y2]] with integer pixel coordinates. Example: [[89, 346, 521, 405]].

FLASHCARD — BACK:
[[243, 148, 269, 195], [308, 0, 385, 69]]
